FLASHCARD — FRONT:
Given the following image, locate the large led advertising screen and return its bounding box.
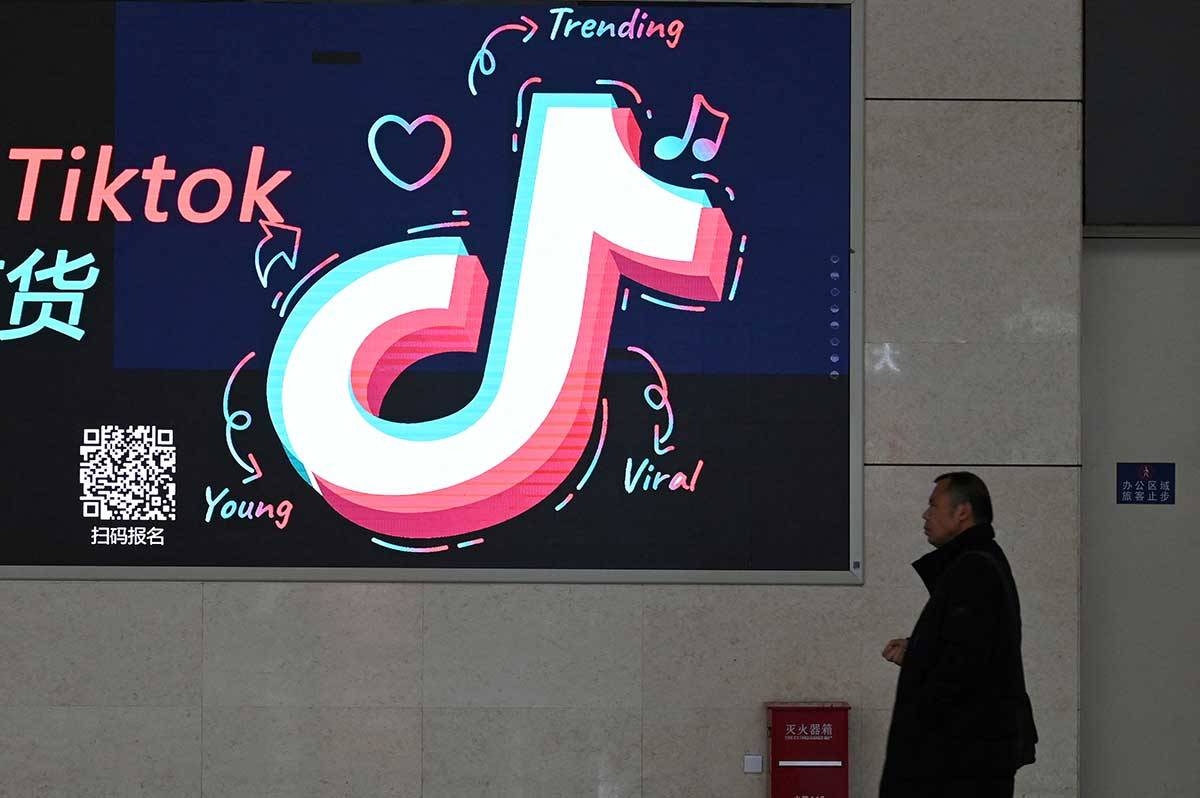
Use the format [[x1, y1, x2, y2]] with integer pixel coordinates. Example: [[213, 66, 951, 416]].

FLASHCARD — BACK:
[[0, 1, 863, 582]]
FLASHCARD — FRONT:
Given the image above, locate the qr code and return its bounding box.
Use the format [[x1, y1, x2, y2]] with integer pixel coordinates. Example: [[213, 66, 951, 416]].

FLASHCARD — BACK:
[[80, 426, 177, 521]]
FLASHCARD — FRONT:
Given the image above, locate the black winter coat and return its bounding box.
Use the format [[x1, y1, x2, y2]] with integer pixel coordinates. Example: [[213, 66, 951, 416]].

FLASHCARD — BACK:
[[880, 524, 1038, 792]]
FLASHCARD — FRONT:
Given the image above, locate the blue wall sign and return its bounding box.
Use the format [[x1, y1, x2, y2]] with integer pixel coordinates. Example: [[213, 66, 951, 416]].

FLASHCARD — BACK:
[[1117, 463, 1175, 505]]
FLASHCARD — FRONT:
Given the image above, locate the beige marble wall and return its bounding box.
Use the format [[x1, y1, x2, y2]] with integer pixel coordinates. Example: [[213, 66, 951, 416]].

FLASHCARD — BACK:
[[0, 1, 1081, 795], [860, 1, 1082, 793]]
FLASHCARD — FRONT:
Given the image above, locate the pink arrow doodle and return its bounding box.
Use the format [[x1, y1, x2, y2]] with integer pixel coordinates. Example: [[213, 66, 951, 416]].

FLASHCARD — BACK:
[[467, 16, 539, 96], [254, 220, 301, 288], [224, 351, 264, 484]]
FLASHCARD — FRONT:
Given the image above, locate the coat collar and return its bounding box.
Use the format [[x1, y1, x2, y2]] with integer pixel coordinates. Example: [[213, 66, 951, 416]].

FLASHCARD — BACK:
[[912, 522, 996, 593]]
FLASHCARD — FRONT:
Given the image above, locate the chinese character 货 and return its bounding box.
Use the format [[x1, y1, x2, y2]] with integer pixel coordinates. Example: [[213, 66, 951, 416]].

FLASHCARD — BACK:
[[0, 248, 98, 341]]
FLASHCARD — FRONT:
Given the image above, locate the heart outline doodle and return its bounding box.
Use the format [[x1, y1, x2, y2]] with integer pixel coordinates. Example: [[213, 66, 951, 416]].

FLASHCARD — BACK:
[[367, 113, 453, 192]]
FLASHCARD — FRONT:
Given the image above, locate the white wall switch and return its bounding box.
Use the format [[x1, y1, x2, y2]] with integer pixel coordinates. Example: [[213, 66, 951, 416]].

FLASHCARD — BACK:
[[743, 754, 763, 774]]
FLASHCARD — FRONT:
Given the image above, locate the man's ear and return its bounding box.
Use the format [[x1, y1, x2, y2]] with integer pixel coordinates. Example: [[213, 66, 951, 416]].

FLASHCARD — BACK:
[[953, 501, 973, 525]]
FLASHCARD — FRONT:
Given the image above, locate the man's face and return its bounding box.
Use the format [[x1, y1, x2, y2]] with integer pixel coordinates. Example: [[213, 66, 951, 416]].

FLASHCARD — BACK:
[[922, 480, 970, 547]]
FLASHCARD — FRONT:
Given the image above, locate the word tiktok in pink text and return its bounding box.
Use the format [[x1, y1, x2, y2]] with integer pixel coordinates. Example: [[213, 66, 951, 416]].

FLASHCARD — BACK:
[[8, 146, 291, 223]]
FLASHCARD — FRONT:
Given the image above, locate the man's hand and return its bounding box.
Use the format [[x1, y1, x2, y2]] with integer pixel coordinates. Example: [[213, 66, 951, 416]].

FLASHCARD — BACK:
[[882, 637, 908, 666]]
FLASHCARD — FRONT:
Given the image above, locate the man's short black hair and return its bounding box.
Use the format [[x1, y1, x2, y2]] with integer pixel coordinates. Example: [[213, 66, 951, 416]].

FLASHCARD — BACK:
[[934, 471, 993, 525]]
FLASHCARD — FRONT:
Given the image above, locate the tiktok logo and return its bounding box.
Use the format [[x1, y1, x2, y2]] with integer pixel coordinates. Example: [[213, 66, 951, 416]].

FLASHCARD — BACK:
[[266, 94, 732, 539]]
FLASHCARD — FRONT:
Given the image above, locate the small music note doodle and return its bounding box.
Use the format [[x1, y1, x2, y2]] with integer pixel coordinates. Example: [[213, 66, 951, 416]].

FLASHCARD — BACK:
[[654, 93, 729, 162]]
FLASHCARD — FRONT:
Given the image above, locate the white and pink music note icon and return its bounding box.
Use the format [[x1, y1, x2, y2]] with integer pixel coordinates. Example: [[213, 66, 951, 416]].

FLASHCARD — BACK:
[[654, 93, 730, 162]]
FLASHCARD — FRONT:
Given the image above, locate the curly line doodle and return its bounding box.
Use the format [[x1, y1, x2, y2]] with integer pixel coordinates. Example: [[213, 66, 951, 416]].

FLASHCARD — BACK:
[[468, 16, 539, 96], [223, 351, 263, 484], [626, 346, 674, 455]]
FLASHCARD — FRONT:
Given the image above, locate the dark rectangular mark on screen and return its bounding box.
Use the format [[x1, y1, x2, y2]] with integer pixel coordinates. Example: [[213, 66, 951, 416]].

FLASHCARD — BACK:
[[312, 50, 361, 65]]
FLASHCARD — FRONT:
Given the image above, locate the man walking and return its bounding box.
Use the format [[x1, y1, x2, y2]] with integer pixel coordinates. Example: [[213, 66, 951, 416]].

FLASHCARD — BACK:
[[879, 472, 1038, 798]]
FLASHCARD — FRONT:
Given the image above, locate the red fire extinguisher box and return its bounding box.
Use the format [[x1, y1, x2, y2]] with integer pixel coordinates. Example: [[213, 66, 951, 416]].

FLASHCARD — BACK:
[[767, 702, 851, 798]]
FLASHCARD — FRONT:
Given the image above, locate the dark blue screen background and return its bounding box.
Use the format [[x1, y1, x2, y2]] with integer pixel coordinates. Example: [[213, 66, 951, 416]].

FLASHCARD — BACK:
[[112, 2, 851, 375]]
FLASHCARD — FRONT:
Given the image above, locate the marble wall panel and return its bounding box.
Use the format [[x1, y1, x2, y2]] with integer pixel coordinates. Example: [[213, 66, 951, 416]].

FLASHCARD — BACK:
[[203, 582, 423, 708]]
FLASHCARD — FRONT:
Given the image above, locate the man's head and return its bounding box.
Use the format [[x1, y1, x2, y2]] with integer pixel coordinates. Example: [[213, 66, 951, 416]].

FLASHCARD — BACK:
[[922, 471, 993, 547]]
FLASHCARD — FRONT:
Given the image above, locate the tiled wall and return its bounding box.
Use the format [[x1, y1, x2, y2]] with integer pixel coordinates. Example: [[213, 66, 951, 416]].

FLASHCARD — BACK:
[[0, 2, 1082, 795]]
